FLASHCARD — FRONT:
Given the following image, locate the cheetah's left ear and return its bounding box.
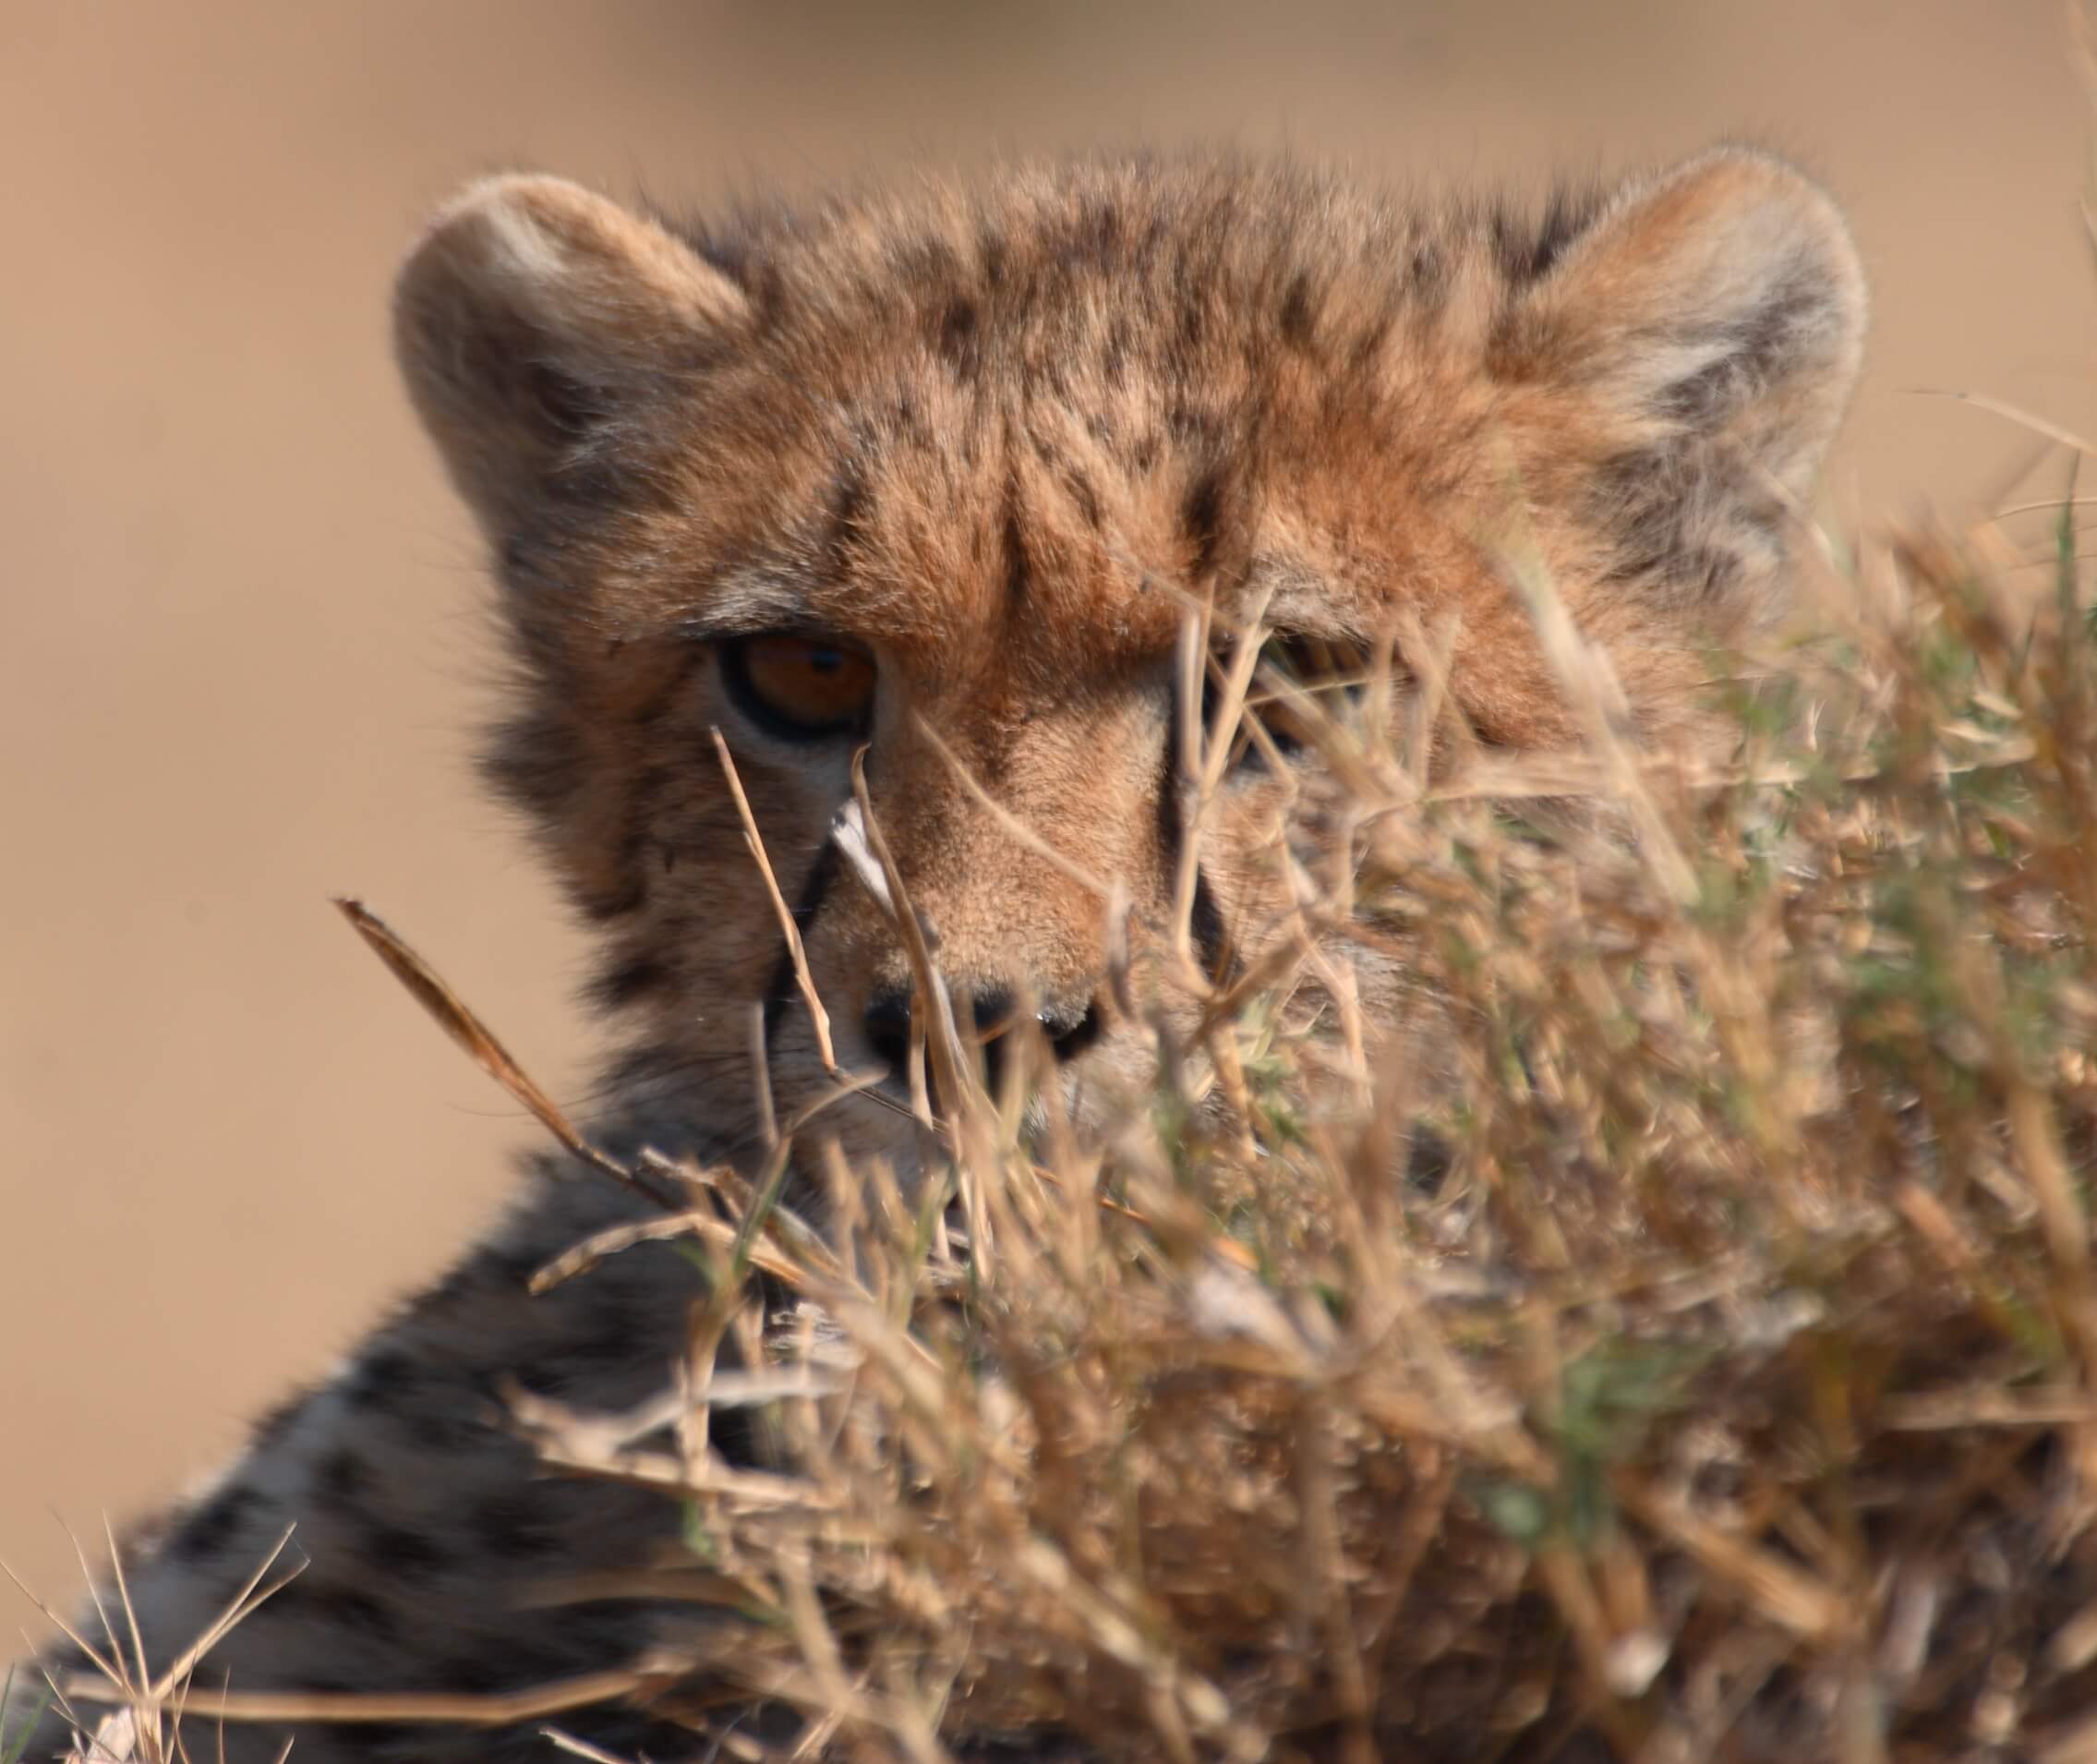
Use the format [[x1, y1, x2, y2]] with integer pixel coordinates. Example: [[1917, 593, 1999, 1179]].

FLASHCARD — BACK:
[[393, 175, 750, 542], [1499, 149, 1866, 624]]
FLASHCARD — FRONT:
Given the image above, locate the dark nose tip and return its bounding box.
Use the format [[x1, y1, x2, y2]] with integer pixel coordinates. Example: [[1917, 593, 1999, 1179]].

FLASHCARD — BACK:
[[862, 984, 1101, 1099]]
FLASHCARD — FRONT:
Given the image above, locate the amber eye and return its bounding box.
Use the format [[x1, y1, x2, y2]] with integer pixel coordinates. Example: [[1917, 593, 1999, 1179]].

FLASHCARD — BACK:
[[719, 633, 876, 742]]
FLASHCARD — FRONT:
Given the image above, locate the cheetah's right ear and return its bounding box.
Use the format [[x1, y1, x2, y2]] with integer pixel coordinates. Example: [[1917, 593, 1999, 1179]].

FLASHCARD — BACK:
[[1494, 151, 1866, 634], [393, 175, 749, 538]]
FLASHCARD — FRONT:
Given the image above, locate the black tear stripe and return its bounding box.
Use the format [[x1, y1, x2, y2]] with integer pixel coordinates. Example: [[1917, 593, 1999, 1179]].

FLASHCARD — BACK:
[[1155, 685, 1235, 985], [1182, 465, 1227, 582], [761, 838, 841, 1055], [1187, 867, 1230, 982]]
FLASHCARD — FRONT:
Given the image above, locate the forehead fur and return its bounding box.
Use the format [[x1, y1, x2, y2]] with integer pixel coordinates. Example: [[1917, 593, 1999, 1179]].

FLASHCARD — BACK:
[[563, 157, 1599, 671], [398, 148, 1862, 752]]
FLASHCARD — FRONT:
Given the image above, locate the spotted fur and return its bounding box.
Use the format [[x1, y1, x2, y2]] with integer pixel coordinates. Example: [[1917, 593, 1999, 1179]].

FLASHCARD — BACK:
[[9, 148, 1864, 1761]]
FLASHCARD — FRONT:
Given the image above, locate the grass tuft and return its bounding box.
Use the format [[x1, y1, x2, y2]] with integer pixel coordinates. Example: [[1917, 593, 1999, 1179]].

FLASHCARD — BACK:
[[475, 493, 2097, 1762], [40, 492, 2097, 1763]]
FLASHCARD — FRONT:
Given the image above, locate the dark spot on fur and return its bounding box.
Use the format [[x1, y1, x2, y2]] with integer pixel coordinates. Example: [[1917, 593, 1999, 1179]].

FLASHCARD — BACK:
[[1167, 402, 1220, 448], [565, 1289, 648, 1365], [419, 1638, 598, 1700], [468, 1239, 541, 1287], [1489, 184, 1606, 289], [362, 1521, 453, 1579], [465, 1491, 559, 1559], [594, 952, 676, 1011], [1409, 240, 1447, 303], [169, 1486, 261, 1562], [343, 1347, 419, 1413], [1279, 272, 1315, 349], [416, 1233, 528, 1317], [315, 1447, 369, 1509], [936, 298, 981, 376], [482, 711, 583, 822], [305, 1580, 401, 1641]]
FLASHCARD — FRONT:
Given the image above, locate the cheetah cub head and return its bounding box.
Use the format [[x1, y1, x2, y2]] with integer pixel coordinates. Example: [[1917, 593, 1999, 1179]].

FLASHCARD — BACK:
[[392, 151, 1863, 1186]]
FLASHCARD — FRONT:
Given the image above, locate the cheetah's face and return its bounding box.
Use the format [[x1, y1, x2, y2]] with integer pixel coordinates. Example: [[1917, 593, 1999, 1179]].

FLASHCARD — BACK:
[[392, 153, 1863, 1184]]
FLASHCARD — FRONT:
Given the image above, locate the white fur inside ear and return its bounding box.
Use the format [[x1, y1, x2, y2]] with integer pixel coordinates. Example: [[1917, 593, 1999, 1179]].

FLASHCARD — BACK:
[[480, 198, 570, 290]]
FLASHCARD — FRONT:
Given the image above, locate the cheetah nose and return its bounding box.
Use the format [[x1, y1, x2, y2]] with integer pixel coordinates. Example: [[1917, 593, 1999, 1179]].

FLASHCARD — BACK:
[[862, 984, 1102, 1100]]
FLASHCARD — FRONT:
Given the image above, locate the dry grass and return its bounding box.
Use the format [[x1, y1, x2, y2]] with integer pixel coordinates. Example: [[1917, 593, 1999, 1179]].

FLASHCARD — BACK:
[[22, 491, 2097, 1764], [545, 499, 2097, 1764]]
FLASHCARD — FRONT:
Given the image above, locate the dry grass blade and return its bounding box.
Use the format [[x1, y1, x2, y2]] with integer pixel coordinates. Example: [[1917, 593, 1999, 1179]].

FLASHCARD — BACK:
[[56, 1661, 686, 1729], [332, 898, 677, 1210], [713, 728, 841, 1077], [143, 1528, 303, 1704], [1613, 1477, 1849, 1644], [842, 753, 996, 1252], [536, 1728, 637, 1764], [1909, 386, 2095, 456]]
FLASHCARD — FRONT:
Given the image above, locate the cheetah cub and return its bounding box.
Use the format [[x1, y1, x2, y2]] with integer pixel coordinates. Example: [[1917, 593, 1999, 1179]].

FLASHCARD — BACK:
[[11, 149, 1863, 1761]]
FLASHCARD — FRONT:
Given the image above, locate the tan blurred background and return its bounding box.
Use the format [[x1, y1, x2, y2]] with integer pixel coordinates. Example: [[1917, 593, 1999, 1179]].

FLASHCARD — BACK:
[[2, 0, 2092, 1628]]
